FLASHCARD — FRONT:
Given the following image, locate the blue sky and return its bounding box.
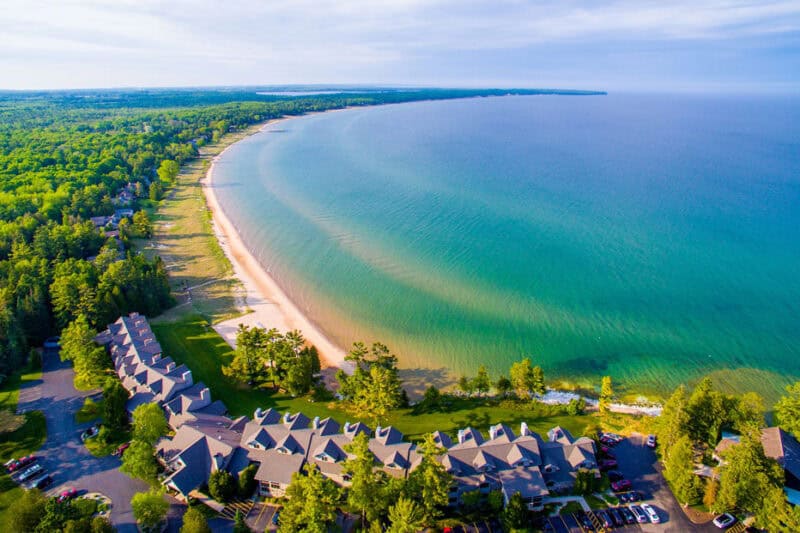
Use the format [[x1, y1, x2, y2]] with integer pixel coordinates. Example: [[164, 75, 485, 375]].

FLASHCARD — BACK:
[[2, 0, 799, 92]]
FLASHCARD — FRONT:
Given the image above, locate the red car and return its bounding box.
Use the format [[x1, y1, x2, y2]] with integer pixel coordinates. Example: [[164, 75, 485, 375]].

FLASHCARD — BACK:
[[113, 442, 131, 456], [612, 479, 633, 492], [57, 487, 79, 503], [7, 455, 36, 473]]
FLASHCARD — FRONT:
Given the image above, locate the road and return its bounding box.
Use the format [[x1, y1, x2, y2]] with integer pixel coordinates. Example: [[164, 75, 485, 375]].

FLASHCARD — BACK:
[[16, 349, 185, 532], [615, 433, 718, 532]]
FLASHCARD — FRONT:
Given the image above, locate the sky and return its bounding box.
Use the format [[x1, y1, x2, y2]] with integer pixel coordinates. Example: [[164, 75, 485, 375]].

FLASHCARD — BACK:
[[1, 0, 799, 92]]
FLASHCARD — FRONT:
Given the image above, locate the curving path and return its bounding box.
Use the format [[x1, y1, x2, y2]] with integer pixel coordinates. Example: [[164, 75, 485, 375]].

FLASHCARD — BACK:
[[16, 349, 185, 532]]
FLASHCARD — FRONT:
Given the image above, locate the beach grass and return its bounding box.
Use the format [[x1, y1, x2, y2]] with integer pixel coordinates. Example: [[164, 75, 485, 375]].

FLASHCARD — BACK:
[[152, 315, 601, 441], [141, 124, 267, 325]]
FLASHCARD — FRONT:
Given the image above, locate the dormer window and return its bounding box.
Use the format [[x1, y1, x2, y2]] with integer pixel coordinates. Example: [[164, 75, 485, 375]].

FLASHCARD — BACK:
[[315, 453, 336, 463], [277, 447, 292, 455], [248, 441, 262, 450]]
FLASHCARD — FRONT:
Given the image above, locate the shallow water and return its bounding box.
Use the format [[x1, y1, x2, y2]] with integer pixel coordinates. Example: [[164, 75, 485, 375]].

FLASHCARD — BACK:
[[212, 94, 800, 397]]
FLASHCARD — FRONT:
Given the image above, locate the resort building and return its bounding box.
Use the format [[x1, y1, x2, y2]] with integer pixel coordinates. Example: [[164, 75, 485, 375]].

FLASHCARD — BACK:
[[99, 313, 598, 507], [715, 427, 800, 492]]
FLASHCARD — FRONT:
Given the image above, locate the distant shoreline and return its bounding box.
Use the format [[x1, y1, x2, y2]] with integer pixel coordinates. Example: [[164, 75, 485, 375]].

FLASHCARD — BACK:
[[202, 111, 350, 370]]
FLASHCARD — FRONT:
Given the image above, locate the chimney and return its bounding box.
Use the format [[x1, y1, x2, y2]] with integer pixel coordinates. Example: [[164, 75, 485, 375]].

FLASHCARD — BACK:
[[457, 429, 465, 444], [283, 412, 291, 424], [182, 370, 192, 384], [375, 425, 382, 435], [151, 354, 161, 364], [254, 407, 263, 420], [520, 422, 530, 437], [489, 425, 498, 440], [200, 388, 210, 402], [143, 338, 153, 346], [312, 416, 320, 429], [166, 362, 176, 373]]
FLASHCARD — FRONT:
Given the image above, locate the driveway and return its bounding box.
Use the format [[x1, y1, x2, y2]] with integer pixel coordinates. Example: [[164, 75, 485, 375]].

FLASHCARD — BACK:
[[16, 349, 185, 532], [614, 433, 717, 532]]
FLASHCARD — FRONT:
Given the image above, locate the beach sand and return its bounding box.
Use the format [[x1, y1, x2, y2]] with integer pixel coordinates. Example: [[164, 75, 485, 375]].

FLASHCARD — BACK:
[[202, 117, 347, 370]]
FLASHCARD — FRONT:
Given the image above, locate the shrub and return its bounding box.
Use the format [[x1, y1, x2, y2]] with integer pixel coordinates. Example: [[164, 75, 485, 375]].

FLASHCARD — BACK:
[[238, 464, 258, 498], [208, 470, 236, 503]]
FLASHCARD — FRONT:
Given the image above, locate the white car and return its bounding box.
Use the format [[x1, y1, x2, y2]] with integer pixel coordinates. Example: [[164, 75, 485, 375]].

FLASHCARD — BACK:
[[641, 503, 660, 523], [713, 513, 737, 529], [646, 434, 656, 448]]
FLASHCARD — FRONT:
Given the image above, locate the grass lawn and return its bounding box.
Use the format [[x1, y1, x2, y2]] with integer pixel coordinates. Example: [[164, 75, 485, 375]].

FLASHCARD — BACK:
[[85, 428, 130, 457], [0, 363, 47, 532], [153, 315, 601, 441], [141, 123, 268, 326], [561, 501, 586, 514], [76, 397, 104, 424]]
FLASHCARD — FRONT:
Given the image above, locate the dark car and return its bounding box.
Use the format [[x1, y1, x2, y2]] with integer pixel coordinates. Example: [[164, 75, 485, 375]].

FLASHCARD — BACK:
[[596, 510, 613, 529], [600, 459, 618, 471], [25, 474, 52, 490], [272, 510, 280, 525], [577, 512, 594, 531], [607, 470, 624, 482], [620, 506, 636, 524], [619, 491, 642, 503], [612, 479, 633, 492], [43, 336, 61, 349], [609, 507, 624, 527]]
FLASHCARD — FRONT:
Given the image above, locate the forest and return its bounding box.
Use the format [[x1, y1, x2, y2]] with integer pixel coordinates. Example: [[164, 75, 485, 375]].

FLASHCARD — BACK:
[[0, 87, 579, 383]]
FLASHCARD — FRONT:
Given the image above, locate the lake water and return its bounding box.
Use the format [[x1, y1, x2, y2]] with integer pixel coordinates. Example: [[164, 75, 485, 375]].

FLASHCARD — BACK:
[[212, 94, 800, 398]]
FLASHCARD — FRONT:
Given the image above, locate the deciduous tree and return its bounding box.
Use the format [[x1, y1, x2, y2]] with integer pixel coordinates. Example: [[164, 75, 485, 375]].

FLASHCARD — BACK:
[[775, 382, 800, 438], [131, 488, 168, 531], [387, 498, 425, 533], [132, 402, 168, 445], [407, 434, 451, 525], [280, 464, 340, 532], [180, 507, 211, 533]]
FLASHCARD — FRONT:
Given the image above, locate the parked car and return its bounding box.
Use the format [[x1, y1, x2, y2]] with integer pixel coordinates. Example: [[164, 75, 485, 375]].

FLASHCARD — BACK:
[[713, 513, 737, 529], [608, 507, 624, 527], [80, 425, 100, 442], [646, 434, 657, 448], [25, 474, 52, 490], [596, 510, 613, 529], [7, 455, 36, 473], [620, 506, 636, 524], [57, 487, 79, 503], [600, 459, 618, 471], [641, 503, 661, 523], [611, 479, 632, 492], [272, 510, 280, 525], [113, 442, 131, 456], [607, 470, 624, 482], [630, 505, 648, 524], [576, 512, 594, 532], [603, 432, 624, 443], [16, 463, 44, 483], [619, 491, 642, 503], [600, 435, 617, 446]]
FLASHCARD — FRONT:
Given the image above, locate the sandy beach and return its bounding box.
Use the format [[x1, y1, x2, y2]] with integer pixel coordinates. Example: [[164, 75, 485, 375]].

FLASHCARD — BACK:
[[202, 117, 348, 370]]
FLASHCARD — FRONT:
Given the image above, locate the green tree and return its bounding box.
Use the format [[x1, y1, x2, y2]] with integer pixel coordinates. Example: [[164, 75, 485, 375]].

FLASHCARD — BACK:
[[733, 391, 765, 432], [472, 364, 491, 395], [222, 324, 268, 385], [279, 464, 340, 532], [233, 510, 249, 533], [716, 429, 783, 514], [686, 377, 725, 445], [509, 358, 535, 397], [502, 491, 529, 530], [91, 516, 115, 533], [495, 375, 512, 396], [131, 402, 168, 445], [756, 486, 800, 531], [9, 488, 46, 532], [343, 432, 384, 524], [180, 507, 212, 533], [573, 468, 597, 495], [353, 364, 402, 425], [663, 435, 703, 505], [238, 464, 258, 498], [102, 377, 128, 430], [148, 181, 163, 201], [133, 210, 153, 238], [775, 382, 800, 438], [208, 470, 236, 503], [120, 439, 159, 483], [157, 159, 180, 184], [703, 478, 718, 511], [457, 375, 475, 397], [654, 385, 689, 459], [131, 488, 168, 531], [599, 375, 614, 414], [407, 434, 451, 525], [387, 497, 425, 533], [532, 365, 546, 395]]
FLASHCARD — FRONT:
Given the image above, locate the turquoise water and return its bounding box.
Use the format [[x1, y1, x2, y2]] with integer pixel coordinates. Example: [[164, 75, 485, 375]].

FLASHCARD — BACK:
[[212, 95, 800, 396]]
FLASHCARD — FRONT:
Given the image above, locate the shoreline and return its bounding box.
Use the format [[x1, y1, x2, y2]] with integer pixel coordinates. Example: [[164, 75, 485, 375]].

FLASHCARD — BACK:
[[202, 114, 348, 370]]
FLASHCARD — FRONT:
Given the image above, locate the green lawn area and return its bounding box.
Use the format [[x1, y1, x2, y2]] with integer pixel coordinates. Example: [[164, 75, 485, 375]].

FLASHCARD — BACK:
[[76, 397, 103, 424], [152, 315, 598, 441], [0, 364, 47, 532]]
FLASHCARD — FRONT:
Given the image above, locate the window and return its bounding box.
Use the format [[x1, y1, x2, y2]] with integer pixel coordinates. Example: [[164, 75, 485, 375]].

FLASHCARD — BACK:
[[269, 481, 281, 489]]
